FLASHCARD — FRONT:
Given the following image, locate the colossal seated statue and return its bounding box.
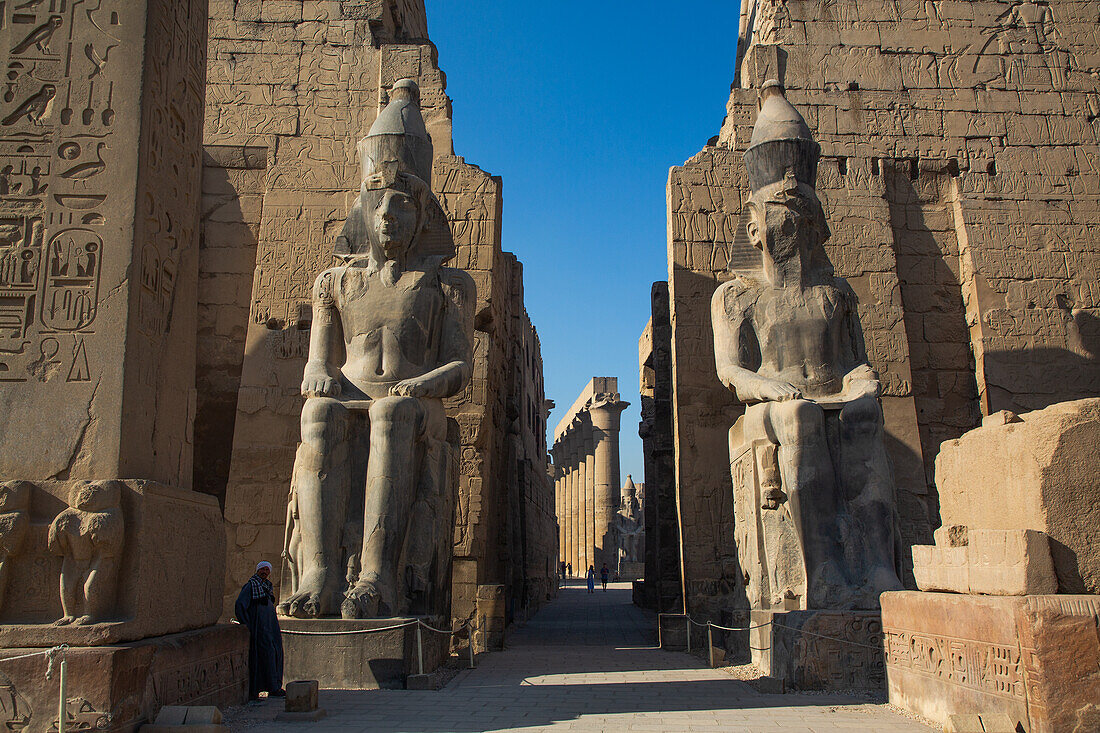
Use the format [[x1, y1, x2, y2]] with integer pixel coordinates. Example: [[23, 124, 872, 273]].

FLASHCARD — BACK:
[[712, 81, 903, 611], [279, 80, 474, 620]]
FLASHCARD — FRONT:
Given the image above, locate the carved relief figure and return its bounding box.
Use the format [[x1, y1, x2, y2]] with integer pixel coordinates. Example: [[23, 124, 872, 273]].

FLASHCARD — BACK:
[[47, 480, 124, 625], [0, 482, 30, 612], [712, 82, 902, 610], [280, 80, 474, 620]]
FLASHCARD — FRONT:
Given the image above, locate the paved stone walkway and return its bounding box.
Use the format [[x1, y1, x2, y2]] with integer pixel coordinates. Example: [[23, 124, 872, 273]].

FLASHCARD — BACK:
[[227, 581, 934, 732]]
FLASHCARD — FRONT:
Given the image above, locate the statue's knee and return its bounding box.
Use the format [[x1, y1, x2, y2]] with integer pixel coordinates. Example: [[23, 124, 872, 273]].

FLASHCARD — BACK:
[[369, 395, 422, 425], [777, 399, 825, 441], [841, 395, 883, 431], [301, 398, 344, 445]]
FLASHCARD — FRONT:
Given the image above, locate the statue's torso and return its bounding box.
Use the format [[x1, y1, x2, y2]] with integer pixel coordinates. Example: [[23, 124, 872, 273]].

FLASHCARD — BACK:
[[754, 283, 848, 398], [333, 265, 445, 398]]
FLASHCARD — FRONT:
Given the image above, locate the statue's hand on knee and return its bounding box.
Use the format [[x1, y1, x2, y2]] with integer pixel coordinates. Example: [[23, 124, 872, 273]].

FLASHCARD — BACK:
[[389, 377, 431, 398], [302, 366, 341, 398]]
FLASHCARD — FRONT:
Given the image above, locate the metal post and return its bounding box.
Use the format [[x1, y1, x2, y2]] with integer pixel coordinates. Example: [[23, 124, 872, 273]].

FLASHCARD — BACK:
[[657, 614, 663, 649], [415, 623, 424, 676], [58, 656, 67, 733], [686, 618, 691, 653], [707, 624, 715, 668], [468, 632, 475, 669]]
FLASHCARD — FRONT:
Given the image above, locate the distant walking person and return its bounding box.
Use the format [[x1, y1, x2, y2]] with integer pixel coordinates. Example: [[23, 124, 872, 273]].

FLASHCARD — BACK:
[[586, 565, 596, 594], [600, 563, 610, 591], [235, 561, 285, 702], [567, 562, 572, 578]]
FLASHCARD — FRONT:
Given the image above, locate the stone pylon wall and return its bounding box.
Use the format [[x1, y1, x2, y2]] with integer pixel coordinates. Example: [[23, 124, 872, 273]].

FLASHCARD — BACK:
[[199, 0, 554, 632], [668, 0, 1100, 616], [0, 0, 207, 486]]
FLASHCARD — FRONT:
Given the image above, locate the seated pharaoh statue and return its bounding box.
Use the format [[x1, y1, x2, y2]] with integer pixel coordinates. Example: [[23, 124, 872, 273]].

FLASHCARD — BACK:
[[712, 81, 903, 611], [279, 79, 475, 620]]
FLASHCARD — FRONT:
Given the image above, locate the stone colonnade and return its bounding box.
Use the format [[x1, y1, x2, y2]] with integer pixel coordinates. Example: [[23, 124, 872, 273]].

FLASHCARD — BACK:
[[550, 378, 628, 574]]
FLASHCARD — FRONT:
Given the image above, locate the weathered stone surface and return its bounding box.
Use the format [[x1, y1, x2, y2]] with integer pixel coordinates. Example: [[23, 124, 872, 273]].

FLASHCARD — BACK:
[[551, 378, 629, 574], [0, 0, 206, 489], [883, 591, 1100, 733], [716, 84, 902, 611], [667, 0, 1100, 619], [203, 1, 556, 637], [0, 480, 224, 647], [142, 705, 227, 732], [278, 81, 473, 622], [0, 624, 247, 733], [637, 286, 683, 614], [747, 609, 885, 690], [935, 398, 1100, 595], [279, 618, 447, 690], [283, 679, 319, 713], [912, 527, 1057, 596]]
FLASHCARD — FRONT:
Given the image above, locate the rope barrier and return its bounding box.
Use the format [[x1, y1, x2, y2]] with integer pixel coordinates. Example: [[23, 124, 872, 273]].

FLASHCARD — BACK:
[[657, 613, 886, 653], [278, 620, 417, 636], [0, 646, 67, 665]]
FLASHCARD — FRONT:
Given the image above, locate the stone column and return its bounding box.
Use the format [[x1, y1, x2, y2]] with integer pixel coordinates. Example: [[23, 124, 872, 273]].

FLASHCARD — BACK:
[[590, 396, 629, 569], [573, 421, 586, 572], [572, 433, 580, 572], [582, 421, 596, 574], [554, 453, 564, 563]]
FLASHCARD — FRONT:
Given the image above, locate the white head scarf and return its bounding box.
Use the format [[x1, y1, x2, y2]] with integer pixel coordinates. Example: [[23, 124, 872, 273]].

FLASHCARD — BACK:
[[255, 561, 273, 573]]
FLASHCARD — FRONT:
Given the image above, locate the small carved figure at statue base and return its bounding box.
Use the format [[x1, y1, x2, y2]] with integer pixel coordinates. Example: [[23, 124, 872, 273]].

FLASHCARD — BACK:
[[0, 482, 30, 612], [279, 79, 473, 621], [713, 81, 902, 611], [47, 480, 124, 625]]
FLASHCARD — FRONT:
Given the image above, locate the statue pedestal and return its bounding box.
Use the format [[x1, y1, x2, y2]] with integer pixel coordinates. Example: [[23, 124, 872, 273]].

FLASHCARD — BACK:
[[883, 591, 1100, 733], [748, 609, 885, 691], [280, 618, 450, 690], [0, 624, 247, 733]]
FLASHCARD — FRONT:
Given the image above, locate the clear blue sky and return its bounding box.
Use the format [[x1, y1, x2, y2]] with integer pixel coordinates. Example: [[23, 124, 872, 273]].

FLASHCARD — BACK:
[[430, 2, 743, 482]]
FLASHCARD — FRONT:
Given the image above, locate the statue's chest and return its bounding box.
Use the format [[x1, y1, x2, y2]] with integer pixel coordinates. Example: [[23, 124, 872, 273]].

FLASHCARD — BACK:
[[337, 269, 444, 350], [757, 286, 843, 347]]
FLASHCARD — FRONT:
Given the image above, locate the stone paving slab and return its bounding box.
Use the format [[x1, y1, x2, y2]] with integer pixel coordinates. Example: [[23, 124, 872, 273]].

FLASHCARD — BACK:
[[224, 582, 934, 732]]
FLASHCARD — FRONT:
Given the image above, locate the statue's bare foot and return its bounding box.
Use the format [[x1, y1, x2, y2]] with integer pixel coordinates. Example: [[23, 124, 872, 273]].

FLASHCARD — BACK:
[[283, 580, 338, 618], [342, 580, 385, 619], [73, 614, 95, 626], [53, 616, 75, 626]]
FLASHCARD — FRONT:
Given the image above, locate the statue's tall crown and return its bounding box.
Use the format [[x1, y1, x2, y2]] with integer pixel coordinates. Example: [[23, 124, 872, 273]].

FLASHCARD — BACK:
[[358, 78, 433, 188], [743, 80, 820, 194]]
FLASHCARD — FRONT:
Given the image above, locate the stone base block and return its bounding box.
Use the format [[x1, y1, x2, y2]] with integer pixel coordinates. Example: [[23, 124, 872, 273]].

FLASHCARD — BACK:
[[0, 480, 225, 646], [748, 609, 885, 690], [280, 618, 448, 690], [882, 591, 1100, 733], [912, 526, 1057, 596], [0, 624, 247, 733]]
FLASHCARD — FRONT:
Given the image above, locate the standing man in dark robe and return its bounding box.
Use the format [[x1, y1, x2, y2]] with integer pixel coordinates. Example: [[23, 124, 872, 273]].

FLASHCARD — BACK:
[[235, 560, 285, 701]]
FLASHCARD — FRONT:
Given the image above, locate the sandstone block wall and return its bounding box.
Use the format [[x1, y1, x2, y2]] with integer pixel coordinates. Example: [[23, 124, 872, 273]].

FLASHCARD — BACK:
[[199, 0, 554, 631], [667, 0, 1100, 616]]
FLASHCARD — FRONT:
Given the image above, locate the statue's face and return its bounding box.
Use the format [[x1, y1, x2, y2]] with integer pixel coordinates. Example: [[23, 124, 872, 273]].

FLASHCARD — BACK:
[[746, 182, 827, 266], [371, 188, 419, 259]]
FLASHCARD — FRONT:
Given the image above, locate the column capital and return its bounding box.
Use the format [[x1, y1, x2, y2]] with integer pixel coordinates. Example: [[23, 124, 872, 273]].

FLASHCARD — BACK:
[[589, 396, 630, 431]]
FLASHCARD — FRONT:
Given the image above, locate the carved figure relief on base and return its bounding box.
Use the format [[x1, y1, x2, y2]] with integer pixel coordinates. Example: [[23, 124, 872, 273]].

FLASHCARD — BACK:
[[712, 81, 903, 611], [279, 79, 474, 621], [46, 480, 124, 625]]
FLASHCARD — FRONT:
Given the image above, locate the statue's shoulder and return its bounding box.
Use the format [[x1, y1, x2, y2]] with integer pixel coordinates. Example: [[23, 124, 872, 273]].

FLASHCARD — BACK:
[[713, 274, 762, 317], [439, 265, 476, 308]]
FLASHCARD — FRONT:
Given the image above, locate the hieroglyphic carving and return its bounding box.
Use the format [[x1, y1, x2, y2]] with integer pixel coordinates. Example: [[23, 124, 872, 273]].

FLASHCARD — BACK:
[[151, 648, 249, 709], [885, 630, 1026, 699]]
